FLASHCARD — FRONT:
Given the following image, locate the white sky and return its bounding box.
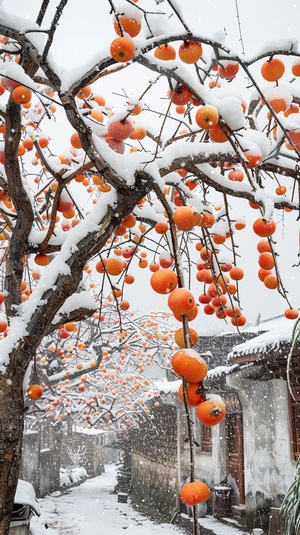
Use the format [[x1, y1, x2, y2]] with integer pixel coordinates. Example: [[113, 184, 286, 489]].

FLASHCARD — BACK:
[[1, 0, 300, 331], [3, 0, 300, 66]]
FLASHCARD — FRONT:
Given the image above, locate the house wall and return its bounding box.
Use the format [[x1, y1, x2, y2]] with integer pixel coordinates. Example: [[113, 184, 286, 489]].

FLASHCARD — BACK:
[[130, 399, 227, 520], [130, 403, 178, 520], [131, 453, 178, 519], [20, 424, 61, 497], [20, 420, 115, 497], [228, 369, 296, 530], [180, 406, 226, 487], [60, 429, 107, 477]]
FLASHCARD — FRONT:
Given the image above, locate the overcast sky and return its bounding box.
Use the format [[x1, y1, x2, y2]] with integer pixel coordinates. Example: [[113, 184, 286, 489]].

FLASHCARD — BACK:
[[3, 0, 300, 66]]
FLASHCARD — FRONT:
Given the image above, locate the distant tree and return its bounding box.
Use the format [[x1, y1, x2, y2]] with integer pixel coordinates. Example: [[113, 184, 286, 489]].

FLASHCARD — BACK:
[[27, 308, 174, 429], [0, 1, 300, 533]]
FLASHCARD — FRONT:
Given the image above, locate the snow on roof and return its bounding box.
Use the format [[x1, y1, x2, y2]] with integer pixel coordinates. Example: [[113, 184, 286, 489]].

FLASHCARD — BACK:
[[75, 426, 106, 435], [154, 364, 240, 396], [206, 364, 240, 379], [154, 379, 181, 395], [14, 479, 40, 515], [230, 315, 296, 357]]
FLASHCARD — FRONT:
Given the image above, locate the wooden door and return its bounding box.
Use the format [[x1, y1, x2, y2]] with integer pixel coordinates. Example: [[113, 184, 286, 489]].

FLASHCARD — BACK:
[[225, 398, 245, 504]]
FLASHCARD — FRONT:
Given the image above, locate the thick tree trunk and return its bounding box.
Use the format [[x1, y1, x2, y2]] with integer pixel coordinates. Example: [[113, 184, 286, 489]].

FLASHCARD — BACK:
[[0, 374, 25, 535]]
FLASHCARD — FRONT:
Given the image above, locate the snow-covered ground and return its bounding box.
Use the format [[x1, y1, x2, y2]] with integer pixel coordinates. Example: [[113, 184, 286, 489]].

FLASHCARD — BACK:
[[29, 464, 250, 535]]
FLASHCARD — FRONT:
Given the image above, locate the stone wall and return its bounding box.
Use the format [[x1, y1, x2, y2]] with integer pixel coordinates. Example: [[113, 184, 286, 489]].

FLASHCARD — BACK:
[[20, 423, 61, 497], [130, 403, 178, 519], [20, 431, 40, 492], [131, 453, 178, 519]]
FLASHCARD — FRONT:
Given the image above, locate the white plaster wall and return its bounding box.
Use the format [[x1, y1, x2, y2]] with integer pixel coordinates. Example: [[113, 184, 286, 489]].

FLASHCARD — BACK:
[[228, 371, 296, 501], [192, 411, 226, 487]]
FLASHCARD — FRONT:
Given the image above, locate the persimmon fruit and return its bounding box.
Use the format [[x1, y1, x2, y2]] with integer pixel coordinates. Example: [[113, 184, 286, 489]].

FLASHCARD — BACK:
[[231, 314, 246, 327], [292, 61, 300, 77], [228, 169, 244, 182], [258, 268, 272, 282], [174, 327, 199, 348], [261, 57, 285, 82], [218, 61, 239, 80], [195, 105, 219, 129], [172, 348, 208, 382], [76, 86, 92, 99], [105, 257, 125, 276], [258, 252, 274, 270], [229, 266, 244, 281], [209, 124, 230, 142], [180, 480, 210, 506], [150, 269, 178, 294], [197, 394, 226, 426], [154, 44, 176, 61], [178, 382, 204, 406], [114, 14, 141, 37], [196, 269, 213, 284], [108, 119, 133, 141], [70, 132, 82, 149], [120, 300, 130, 310], [253, 218, 276, 237], [90, 109, 104, 123], [275, 185, 287, 195], [173, 206, 197, 231], [244, 150, 262, 169], [106, 137, 125, 154], [12, 85, 32, 104], [110, 37, 135, 62], [0, 320, 8, 332], [27, 384, 44, 400], [168, 84, 192, 106], [130, 126, 147, 140], [168, 288, 195, 316], [284, 308, 299, 320], [173, 304, 198, 323], [264, 274, 278, 289], [34, 253, 50, 266], [122, 213, 136, 228], [257, 240, 271, 253], [155, 221, 169, 234], [178, 40, 203, 64]]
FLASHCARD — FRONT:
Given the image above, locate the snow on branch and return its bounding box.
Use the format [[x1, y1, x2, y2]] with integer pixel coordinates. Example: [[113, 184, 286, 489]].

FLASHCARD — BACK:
[[49, 292, 98, 332]]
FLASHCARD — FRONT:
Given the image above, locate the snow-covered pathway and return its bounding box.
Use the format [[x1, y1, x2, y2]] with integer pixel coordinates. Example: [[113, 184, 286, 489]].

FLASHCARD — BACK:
[[30, 464, 183, 535], [30, 464, 250, 535]]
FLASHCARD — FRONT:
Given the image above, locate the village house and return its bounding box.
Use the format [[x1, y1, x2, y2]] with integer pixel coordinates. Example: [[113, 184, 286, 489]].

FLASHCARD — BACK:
[[130, 315, 299, 534]]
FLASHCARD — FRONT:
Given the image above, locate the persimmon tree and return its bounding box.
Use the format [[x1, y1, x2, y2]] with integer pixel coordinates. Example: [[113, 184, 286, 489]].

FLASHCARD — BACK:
[[27, 308, 174, 430], [0, 0, 300, 533]]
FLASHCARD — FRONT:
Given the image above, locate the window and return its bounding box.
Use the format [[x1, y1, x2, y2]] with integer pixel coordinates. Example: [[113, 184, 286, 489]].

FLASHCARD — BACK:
[[201, 425, 212, 453], [226, 414, 238, 454], [193, 412, 212, 453]]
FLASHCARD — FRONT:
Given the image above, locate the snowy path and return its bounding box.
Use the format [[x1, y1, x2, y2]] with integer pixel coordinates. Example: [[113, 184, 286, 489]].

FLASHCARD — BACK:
[[31, 464, 183, 535], [30, 464, 250, 535]]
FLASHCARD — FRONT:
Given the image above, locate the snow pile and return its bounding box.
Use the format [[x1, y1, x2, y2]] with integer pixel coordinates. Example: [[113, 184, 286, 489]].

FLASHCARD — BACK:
[[60, 467, 88, 487], [14, 479, 40, 515]]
